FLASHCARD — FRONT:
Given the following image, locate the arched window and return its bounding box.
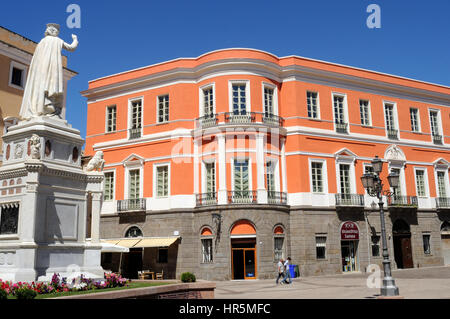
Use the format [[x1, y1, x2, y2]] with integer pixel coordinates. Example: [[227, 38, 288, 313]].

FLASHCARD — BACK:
[[201, 227, 213, 263], [273, 225, 285, 261], [125, 226, 143, 238]]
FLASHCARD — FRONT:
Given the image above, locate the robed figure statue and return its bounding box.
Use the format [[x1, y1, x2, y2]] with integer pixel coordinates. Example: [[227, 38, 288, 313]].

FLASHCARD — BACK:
[[19, 23, 78, 120]]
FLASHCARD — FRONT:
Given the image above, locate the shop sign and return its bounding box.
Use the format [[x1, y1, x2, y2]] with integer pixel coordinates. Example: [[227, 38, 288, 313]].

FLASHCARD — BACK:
[[341, 221, 359, 240]]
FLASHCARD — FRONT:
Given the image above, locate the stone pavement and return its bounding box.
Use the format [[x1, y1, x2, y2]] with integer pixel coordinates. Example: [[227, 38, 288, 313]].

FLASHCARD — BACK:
[[214, 266, 450, 299]]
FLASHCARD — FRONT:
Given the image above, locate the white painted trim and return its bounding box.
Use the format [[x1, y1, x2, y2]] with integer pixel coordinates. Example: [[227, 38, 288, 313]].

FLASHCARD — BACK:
[[308, 158, 329, 194], [8, 60, 27, 90], [230, 234, 257, 239], [335, 156, 356, 194], [388, 162, 407, 196], [428, 108, 444, 141]]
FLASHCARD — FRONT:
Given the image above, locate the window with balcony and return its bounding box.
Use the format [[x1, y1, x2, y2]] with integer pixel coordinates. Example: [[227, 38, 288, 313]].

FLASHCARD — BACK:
[[429, 110, 442, 144], [264, 87, 274, 117], [339, 164, 351, 195], [384, 103, 398, 139], [128, 169, 140, 199], [359, 100, 371, 126], [333, 95, 347, 133], [156, 165, 169, 197], [410, 108, 420, 132], [311, 162, 324, 193], [437, 171, 448, 198], [232, 84, 247, 115], [390, 168, 402, 196], [203, 87, 214, 117], [415, 169, 427, 197], [234, 159, 249, 193], [106, 105, 117, 133], [104, 172, 115, 201], [307, 92, 319, 119], [129, 99, 142, 139], [266, 161, 275, 193], [158, 95, 169, 123]]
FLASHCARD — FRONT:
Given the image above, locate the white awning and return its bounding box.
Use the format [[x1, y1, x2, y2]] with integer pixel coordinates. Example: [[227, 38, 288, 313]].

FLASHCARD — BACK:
[[100, 242, 129, 253]]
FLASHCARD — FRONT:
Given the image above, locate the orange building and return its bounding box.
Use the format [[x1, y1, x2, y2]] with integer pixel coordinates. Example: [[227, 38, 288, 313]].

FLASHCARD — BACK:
[[83, 49, 450, 280]]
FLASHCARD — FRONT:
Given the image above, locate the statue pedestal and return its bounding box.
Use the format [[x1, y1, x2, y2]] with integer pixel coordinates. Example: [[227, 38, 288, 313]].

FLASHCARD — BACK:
[[0, 117, 104, 282]]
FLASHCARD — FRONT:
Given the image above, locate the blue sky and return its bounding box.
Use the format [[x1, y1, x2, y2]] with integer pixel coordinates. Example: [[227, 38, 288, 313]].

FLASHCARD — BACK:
[[1, 0, 449, 141]]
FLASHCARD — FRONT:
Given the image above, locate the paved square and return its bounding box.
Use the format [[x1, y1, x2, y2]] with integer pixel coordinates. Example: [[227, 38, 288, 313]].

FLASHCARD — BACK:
[[214, 266, 450, 299]]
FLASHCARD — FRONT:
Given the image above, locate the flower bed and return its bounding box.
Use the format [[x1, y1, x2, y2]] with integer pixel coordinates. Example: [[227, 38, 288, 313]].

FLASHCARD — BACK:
[[0, 272, 128, 299]]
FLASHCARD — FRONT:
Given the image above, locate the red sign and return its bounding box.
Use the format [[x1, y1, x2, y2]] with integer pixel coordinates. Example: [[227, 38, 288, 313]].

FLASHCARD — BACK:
[[341, 221, 359, 240]]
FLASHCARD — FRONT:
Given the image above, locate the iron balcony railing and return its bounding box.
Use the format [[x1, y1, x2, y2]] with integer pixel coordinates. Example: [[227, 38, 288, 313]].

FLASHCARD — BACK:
[[387, 195, 418, 208], [335, 193, 364, 207], [196, 114, 218, 128], [436, 197, 450, 209], [262, 113, 284, 127], [267, 191, 287, 205], [117, 198, 146, 212], [228, 190, 257, 204], [225, 112, 256, 124], [129, 128, 142, 139], [335, 122, 348, 134], [387, 129, 398, 140], [432, 134, 443, 145], [196, 192, 218, 206]]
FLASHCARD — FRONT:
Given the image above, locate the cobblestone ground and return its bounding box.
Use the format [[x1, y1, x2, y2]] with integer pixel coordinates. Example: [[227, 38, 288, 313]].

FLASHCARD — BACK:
[[214, 266, 450, 299]]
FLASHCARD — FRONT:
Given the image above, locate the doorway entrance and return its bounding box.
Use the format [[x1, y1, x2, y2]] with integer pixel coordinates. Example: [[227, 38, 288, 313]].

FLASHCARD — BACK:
[[231, 238, 257, 280], [123, 248, 142, 279], [393, 219, 413, 269], [441, 221, 450, 265], [341, 241, 358, 272]]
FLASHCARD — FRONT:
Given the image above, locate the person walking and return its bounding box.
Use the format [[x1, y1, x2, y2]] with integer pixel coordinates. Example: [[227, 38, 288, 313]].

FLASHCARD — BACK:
[[282, 257, 292, 284], [276, 258, 285, 285]]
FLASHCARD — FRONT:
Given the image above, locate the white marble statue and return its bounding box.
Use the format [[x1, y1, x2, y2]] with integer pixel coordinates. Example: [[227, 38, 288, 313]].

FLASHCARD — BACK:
[[19, 23, 78, 120], [29, 134, 41, 159], [86, 151, 105, 172]]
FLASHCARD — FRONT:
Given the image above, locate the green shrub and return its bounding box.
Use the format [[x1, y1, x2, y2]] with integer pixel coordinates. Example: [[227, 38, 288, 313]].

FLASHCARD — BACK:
[[181, 272, 196, 283], [0, 289, 7, 300], [15, 288, 37, 300]]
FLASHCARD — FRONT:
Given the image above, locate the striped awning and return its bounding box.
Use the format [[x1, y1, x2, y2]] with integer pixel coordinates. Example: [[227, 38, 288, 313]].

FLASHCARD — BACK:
[[101, 236, 180, 249]]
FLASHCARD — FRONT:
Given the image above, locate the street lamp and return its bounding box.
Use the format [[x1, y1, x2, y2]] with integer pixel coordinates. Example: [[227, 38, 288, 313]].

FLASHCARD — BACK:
[[360, 155, 400, 297]]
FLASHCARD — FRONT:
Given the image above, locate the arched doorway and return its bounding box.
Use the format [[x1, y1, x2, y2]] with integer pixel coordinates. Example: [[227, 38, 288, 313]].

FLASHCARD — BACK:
[[441, 221, 450, 265], [230, 220, 257, 280], [392, 219, 413, 269], [124, 226, 143, 279]]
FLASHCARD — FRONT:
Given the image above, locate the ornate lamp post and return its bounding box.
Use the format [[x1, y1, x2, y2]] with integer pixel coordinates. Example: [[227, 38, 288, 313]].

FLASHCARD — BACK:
[[360, 155, 400, 296]]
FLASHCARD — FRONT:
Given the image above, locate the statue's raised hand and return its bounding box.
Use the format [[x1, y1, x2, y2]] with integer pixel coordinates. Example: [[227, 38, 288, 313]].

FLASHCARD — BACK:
[[71, 34, 78, 41]]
